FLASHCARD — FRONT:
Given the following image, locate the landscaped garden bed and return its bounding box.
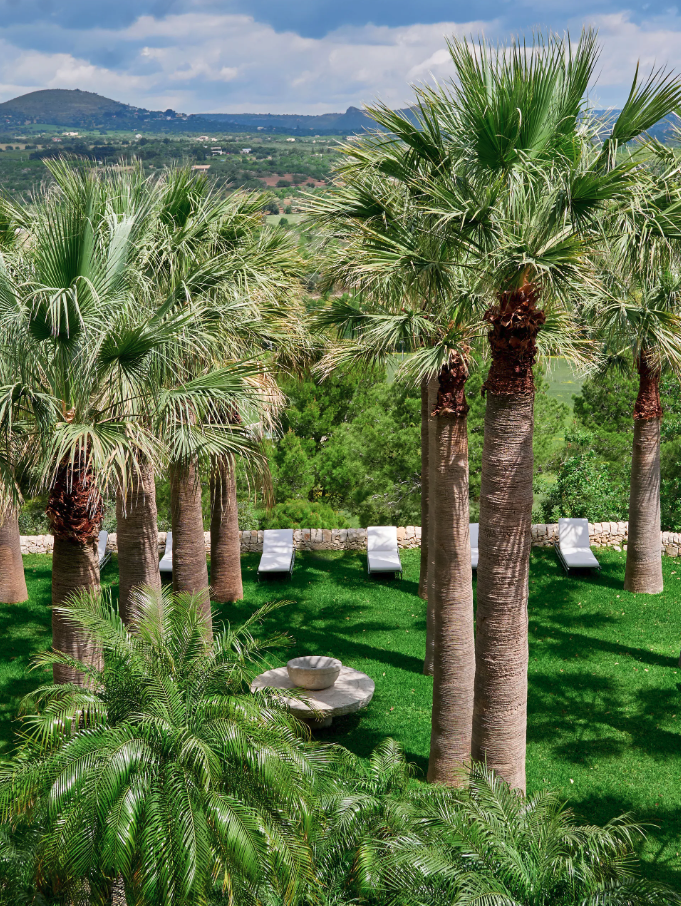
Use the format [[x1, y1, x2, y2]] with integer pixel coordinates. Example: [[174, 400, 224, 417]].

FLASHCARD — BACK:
[[5, 546, 681, 887]]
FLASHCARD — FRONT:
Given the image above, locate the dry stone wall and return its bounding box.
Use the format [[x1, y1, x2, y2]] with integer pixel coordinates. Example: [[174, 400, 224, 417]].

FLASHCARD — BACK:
[[18, 523, 681, 557]]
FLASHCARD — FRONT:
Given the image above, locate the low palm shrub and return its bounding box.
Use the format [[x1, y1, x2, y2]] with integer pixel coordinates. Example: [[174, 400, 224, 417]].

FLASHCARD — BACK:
[[327, 750, 680, 906], [0, 589, 336, 905]]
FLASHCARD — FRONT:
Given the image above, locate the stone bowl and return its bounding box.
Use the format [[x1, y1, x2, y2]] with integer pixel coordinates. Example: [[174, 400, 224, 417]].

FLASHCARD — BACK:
[[287, 655, 342, 690]]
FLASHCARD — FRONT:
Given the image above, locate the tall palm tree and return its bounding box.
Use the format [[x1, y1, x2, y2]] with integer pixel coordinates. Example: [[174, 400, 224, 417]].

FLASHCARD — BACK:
[[308, 167, 480, 683], [0, 587, 328, 905], [355, 31, 681, 791], [143, 170, 302, 610], [309, 172, 485, 783], [0, 210, 49, 605], [588, 267, 681, 594], [0, 162, 207, 681], [0, 371, 28, 604]]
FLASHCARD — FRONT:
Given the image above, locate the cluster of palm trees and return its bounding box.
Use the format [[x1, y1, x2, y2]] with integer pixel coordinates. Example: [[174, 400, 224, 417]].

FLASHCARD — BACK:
[[0, 160, 307, 678], [0, 27, 680, 819], [0, 587, 673, 906], [308, 30, 681, 792]]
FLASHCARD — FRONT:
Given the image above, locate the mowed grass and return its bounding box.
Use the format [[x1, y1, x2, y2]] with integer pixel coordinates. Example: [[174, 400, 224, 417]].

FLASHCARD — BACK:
[[3, 547, 681, 885]]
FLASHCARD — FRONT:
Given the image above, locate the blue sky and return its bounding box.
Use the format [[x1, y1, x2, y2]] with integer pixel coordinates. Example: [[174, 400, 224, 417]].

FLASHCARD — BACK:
[[0, 0, 677, 113]]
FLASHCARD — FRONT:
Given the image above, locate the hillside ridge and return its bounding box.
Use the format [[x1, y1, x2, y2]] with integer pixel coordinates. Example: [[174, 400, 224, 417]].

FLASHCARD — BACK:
[[0, 87, 676, 140]]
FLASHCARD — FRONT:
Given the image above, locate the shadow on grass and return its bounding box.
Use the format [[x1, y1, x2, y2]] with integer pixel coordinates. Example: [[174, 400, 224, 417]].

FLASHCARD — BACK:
[[223, 553, 427, 675], [572, 791, 681, 889]]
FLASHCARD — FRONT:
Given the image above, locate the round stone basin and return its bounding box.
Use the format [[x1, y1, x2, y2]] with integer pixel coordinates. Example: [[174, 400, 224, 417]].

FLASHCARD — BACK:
[[287, 655, 341, 690], [251, 665, 375, 727]]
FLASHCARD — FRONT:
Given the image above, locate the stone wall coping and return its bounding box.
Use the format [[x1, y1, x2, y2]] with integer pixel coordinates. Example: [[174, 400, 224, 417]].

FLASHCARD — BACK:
[[18, 520, 681, 557]]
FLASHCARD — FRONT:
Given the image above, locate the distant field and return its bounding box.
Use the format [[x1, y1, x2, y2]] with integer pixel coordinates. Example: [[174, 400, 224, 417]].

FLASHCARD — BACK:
[[265, 213, 305, 225], [544, 357, 586, 408]]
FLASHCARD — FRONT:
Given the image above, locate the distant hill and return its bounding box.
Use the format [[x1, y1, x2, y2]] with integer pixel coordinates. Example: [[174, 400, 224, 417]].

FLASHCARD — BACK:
[[194, 106, 387, 134], [0, 88, 198, 131], [0, 89, 388, 135], [0, 89, 130, 121]]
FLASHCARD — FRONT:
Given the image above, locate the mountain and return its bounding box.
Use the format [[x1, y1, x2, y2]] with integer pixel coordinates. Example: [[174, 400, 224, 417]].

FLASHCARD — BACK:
[[0, 88, 196, 130], [0, 88, 676, 140], [0, 89, 387, 135]]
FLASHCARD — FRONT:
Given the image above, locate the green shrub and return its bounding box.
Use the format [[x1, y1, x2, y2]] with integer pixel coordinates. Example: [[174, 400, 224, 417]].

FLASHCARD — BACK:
[[541, 429, 626, 523], [260, 499, 352, 529], [17, 498, 49, 535]]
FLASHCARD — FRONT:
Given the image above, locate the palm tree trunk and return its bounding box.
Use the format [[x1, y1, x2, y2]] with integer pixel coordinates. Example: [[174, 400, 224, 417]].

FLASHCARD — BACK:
[[52, 536, 101, 683], [0, 503, 28, 603], [423, 373, 439, 675], [624, 357, 663, 594], [170, 459, 211, 630], [427, 356, 475, 785], [418, 376, 429, 601], [472, 285, 545, 793], [47, 454, 104, 684], [210, 454, 243, 603], [116, 458, 161, 624]]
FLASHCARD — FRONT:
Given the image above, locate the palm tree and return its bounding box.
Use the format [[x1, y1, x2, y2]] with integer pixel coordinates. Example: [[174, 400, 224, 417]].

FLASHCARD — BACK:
[[0, 213, 49, 606], [308, 168, 480, 685], [0, 162, 203, 681], [309, 173, 485, 783], [302, 742, 677, 906], [0, 587, 328, 905], [348, 757, 678, 906], [0, 371, 28, 604], [588, 267, 681, 594], [143, 170, 303, 610], [356, 31, 681, 790]]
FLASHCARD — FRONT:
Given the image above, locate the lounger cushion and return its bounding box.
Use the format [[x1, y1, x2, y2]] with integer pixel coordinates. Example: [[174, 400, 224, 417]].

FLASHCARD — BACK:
[[558, 518, 599, 569], [98, 531, 109, 566], [258, 529, 294, 573], [368, 551, 402, 573], [259, 551, 294, 572], [470, 523, 479, 569], [159, 531, 173, 574], [560, 548, 600, 569], [367, 526, 398, 552]]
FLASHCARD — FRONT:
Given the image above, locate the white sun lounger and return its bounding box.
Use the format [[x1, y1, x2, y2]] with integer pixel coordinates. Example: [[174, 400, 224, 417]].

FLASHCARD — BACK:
[[98, 531, 110, 569], [555, 518, 600, 573], [470, 523, 479, 570], [159, 531, 173, 575], [258, 529, 295, 579], [367, 526, 402, 578]]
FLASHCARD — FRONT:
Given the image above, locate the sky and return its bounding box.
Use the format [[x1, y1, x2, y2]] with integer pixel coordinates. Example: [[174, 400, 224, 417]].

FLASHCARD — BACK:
[[0, 0, 678, 114]]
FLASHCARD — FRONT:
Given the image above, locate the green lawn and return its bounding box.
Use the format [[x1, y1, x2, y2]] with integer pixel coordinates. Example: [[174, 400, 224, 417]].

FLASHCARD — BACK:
[[4, 548, 681, 886]]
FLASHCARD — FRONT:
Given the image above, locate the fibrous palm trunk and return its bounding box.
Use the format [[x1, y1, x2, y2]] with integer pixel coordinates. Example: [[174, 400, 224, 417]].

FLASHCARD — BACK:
[[47, 454, 104, 684], [116, 457, 161, 624], [423, 373, 439, 675], [624, 356, 663, 594], [210, 454, 243, 603], [427, 356, 475, 785], [170, 459, 211, 630], [418, 376, 429, 601], [472, 285, 545, 793], [0, 503, 28, 603]]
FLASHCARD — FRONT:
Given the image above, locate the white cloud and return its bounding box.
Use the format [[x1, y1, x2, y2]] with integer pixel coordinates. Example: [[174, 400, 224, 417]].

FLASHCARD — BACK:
[[0, 10, 677, 113], [576, 11, 681, 105]]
